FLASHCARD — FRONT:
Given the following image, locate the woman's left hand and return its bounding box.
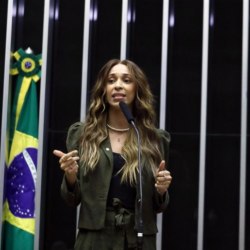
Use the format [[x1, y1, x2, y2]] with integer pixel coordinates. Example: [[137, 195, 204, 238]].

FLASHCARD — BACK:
[[155, 160, 172, 196]]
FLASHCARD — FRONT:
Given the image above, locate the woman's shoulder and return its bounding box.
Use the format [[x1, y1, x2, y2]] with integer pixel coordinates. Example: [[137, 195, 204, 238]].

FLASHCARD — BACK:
[[68, 121, 84, 133], [155, 128, 171, 142], [66, 122, 84, 151], [155, 128, 171, 160]]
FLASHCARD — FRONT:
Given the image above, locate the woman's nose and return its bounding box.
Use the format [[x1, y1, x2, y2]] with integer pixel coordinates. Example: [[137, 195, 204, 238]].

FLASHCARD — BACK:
[[114, 79, 123, 88]]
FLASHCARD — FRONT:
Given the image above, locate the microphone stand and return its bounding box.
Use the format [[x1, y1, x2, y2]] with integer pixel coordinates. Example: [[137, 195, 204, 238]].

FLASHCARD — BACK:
[[118, 101, 143, 248], [131, 121, 143, 249]]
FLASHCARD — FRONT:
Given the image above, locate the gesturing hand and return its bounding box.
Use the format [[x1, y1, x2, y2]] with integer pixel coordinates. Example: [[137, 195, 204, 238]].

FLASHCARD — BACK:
[[53, 149, 79, 186], [155, 160, 172, 196]]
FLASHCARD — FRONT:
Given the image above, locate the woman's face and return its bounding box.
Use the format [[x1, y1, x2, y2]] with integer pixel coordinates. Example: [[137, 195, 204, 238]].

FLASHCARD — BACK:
[[105, 63, 136, 109]]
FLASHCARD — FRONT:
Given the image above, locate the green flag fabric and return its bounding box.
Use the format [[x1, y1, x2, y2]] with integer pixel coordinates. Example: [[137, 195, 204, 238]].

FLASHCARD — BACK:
[[2, 48, 41, 250]]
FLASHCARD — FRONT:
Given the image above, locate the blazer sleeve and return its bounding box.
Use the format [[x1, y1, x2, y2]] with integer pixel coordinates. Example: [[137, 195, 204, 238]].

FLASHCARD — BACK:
[[60, 122, 83, 207], [153, 129, 171, 213]]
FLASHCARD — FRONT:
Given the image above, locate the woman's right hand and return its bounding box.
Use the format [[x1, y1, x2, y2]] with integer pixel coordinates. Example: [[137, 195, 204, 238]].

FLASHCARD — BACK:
[[53, 149, 79, 186]]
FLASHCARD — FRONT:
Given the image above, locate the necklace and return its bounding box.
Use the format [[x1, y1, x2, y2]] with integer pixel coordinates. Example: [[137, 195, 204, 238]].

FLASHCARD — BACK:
[[107, 123, 130, 132]]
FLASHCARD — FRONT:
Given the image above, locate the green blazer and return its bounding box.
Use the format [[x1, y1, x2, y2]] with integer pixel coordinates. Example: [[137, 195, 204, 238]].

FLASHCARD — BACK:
[[61, 122, 171, 235]]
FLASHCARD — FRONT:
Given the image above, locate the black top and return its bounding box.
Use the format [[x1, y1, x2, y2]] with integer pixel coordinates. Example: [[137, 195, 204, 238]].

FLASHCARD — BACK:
[[107, 153, 136, 210]]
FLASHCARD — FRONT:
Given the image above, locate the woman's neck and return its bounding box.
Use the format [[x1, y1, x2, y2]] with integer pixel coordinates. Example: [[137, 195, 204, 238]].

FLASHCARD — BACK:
[[107, 108, 129, 129]]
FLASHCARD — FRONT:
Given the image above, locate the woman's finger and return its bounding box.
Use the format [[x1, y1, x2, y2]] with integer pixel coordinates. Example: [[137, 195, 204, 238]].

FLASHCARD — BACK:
[[158, 160, 165, 172], [53, 149, 65, 158], [59, 151, 79, 163]]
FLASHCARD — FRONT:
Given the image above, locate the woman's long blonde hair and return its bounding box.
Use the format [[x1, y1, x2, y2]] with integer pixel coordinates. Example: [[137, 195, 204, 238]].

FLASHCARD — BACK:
[[79, 59, 163, 184]]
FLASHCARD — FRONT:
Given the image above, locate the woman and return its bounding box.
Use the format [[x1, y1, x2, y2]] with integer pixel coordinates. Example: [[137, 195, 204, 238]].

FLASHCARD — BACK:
[[53, 59, 172, 250]]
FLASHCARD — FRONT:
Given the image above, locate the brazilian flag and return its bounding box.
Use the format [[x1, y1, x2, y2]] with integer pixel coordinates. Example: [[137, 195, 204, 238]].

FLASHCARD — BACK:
[[2, 48, 41, 250]]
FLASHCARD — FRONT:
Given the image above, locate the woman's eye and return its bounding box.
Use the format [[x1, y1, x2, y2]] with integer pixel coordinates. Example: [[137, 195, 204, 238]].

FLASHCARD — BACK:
[[108, 78, 115, 83], [124, 78, 131, 83]]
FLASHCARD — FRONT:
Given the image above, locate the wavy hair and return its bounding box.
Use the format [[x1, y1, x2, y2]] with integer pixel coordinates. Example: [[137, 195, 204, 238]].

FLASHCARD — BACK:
[[79, 59, 163, 184]]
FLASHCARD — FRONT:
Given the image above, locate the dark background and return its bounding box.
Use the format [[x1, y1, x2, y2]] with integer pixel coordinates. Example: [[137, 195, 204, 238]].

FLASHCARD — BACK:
[[0, 0, 249, 250]]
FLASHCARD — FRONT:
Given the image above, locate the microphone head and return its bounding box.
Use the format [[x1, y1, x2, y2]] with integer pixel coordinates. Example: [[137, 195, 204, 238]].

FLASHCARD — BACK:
[[119, 101, 135, 124]]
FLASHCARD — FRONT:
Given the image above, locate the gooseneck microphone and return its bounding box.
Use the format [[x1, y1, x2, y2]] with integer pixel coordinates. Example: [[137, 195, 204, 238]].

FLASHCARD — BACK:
[[119, 101, 135, 123], [119, 101, 143, 249]]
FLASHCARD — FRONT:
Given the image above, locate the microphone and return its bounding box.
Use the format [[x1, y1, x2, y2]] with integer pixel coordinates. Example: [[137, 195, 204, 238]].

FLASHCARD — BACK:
[[119, 101, 143, 249], [119, 101, 135, 124]]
